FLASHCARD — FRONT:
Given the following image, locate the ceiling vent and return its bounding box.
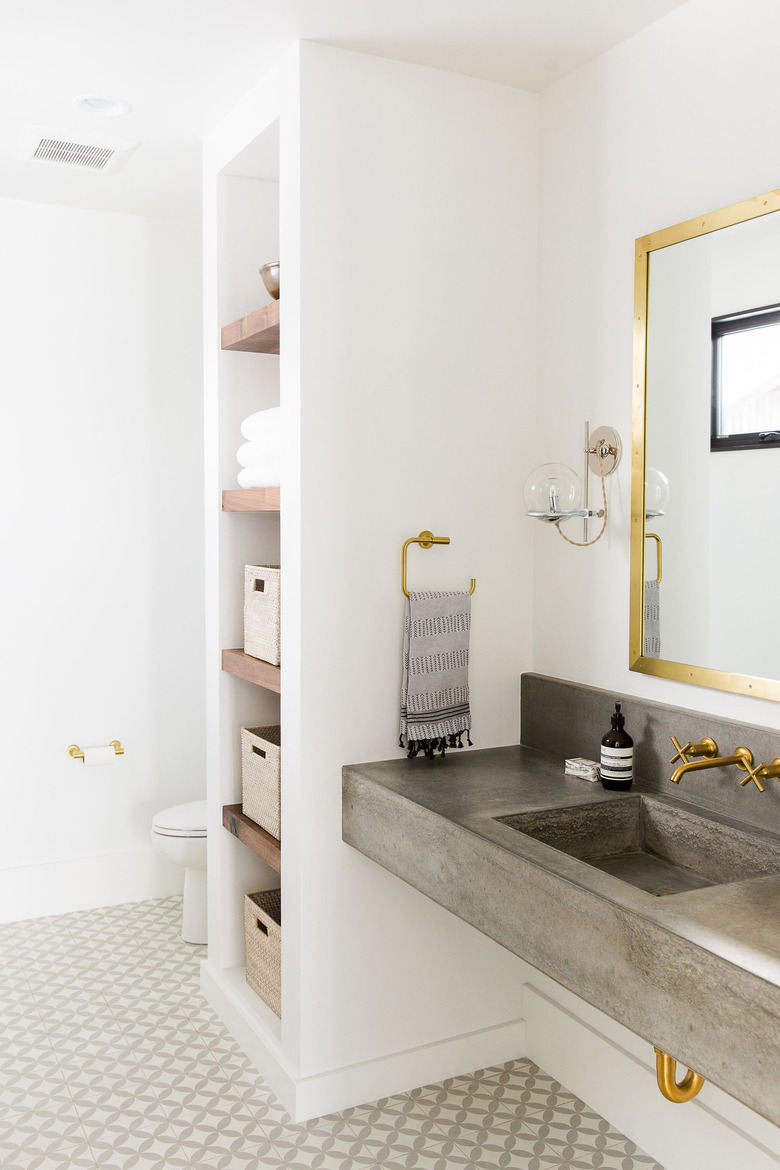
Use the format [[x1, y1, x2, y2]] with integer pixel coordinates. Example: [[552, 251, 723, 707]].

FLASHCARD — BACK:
[[16, 124, 138, 173]]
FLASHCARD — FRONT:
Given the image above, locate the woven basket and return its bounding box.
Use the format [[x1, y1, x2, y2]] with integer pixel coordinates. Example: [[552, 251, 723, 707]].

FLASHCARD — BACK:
[[242, 725, 281, 839], [244, 565, 281, 665], [244, 889, 282, 1016]]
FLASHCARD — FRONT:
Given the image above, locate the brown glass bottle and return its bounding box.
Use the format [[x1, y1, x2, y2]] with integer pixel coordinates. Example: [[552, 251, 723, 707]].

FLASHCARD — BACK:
[[600, 702, 633, 790]]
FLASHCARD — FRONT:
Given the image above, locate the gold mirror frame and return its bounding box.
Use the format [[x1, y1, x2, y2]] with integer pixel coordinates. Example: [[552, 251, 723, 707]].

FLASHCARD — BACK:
[[630, 186, 780, 702]]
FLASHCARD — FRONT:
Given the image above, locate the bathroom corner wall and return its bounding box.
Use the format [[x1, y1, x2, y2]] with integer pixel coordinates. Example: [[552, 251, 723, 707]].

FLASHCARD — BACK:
[[292, 42, 538, 1080], [0, 197, 205, 921], [533, 0, 780, 737]]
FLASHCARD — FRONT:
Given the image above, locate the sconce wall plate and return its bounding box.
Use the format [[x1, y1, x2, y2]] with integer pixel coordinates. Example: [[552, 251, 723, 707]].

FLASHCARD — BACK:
[[587, 426, 622, 476]]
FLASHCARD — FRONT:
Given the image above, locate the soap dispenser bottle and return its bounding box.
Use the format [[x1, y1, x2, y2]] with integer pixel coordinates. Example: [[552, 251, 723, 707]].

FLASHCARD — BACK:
[[600, 702, 634, 790]]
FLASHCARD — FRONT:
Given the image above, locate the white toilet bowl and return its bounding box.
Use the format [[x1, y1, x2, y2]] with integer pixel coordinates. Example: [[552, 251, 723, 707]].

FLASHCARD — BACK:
[[151, 800, 207, 944]]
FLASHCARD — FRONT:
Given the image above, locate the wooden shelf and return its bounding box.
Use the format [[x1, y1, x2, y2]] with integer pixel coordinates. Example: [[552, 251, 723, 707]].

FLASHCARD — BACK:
[[223, 805, 281, 872], [222, 488, 280, 512], [221, 303, 280, 354], [222, 648, 281, 692]]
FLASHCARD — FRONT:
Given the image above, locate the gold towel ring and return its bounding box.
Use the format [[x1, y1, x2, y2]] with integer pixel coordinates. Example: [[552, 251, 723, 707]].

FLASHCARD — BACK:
[[401, 531, 476, 598]]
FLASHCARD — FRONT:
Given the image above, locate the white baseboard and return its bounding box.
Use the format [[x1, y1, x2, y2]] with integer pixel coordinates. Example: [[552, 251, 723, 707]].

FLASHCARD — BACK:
[[523, 983, 780, 1170], [0, 848, 182, 922], [201, 959, 526, 1123], [292, 1015, 527, 1123]]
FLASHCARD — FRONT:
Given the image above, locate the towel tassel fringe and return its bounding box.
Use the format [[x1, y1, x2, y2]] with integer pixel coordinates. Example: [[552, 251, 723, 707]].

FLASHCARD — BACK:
[[401, 731, 474, 760]]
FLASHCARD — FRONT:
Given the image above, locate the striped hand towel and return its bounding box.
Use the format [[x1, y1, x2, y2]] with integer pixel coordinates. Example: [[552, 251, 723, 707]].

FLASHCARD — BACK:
[[400, 590, 472, 759]]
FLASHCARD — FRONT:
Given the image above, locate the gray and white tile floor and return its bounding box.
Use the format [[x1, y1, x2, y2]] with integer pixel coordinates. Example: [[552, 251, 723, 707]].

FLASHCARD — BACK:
[[0, 897, 664, 1170]]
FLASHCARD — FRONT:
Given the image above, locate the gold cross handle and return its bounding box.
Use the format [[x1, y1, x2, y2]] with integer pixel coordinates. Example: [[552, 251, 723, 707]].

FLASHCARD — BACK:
[[738, 759, 766, 792], [669, 737, 689, 766], [669, 737, 718, 766], [748, 757, 780, 789]]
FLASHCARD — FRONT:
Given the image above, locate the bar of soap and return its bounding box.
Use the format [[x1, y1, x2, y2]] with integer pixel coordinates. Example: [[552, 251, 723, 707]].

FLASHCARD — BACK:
[[565, 757, 600, 782]]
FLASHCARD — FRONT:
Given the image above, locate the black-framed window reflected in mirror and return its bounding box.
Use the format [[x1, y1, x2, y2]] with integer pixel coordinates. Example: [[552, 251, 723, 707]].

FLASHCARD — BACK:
[[711, 302, 780, 451]]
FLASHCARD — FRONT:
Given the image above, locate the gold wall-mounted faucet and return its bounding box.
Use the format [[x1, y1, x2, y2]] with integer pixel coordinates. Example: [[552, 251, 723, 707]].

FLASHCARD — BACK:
[[669, 737, 760, 787]]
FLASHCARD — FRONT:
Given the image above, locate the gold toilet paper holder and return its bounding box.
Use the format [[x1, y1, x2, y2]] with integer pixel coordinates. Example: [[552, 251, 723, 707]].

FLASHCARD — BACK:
[[68, 740, 124, 761]]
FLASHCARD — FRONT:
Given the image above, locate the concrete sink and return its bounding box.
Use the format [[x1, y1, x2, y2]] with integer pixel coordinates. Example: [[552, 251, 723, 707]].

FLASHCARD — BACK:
[[496, 794, 780, 897]]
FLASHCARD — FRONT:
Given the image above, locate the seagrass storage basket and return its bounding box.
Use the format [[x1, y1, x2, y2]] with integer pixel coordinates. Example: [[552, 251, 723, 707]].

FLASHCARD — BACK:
[[241, 725, 281, 839], [244, 565, 281, 665], [244, 888, 282, 1016]]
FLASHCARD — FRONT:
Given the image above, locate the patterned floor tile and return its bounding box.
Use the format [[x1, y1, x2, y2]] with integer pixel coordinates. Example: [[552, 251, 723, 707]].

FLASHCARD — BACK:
[[81, 1109, 187, 1167], [541, 1144, 664, 1170], [0, 1103, 86, 1146], [1, 1154, 99, 1170], [498, 1104, 617, 1143], [0, 899, 664, 1170]]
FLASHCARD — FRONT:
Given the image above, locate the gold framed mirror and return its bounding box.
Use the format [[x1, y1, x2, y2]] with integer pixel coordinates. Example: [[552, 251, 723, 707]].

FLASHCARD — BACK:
[[630, 186, 780, 702]]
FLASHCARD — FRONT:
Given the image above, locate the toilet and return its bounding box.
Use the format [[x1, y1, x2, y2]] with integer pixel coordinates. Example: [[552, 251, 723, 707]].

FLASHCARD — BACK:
[[151, 800, 208, 944]]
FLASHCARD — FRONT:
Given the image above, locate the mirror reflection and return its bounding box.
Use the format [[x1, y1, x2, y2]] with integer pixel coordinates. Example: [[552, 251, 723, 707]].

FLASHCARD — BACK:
[[634, 195, 780, 695]]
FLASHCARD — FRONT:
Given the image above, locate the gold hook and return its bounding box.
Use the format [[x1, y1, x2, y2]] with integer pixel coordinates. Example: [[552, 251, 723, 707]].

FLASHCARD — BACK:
[[401, 531, 476, 598], [654, 1048, 705, 1103]]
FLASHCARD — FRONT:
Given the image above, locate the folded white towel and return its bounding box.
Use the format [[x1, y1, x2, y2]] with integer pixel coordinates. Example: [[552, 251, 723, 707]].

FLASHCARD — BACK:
[[238, 464, 280, 489], [237, 439, 280, 469], [241, 407, 281, 443]]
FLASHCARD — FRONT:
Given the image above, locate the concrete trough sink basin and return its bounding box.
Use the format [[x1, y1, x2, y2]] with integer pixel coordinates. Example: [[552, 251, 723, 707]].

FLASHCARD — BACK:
[[496, 794, 780, 897]]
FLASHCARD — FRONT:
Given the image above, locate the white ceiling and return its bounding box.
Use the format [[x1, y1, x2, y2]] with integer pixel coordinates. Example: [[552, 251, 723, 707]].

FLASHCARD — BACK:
[[0, 0, 689, 222]]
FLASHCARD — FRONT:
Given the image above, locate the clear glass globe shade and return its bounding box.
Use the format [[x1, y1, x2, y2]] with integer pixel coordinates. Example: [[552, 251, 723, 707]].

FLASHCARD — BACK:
[[645, 467, 670, 515], [523, 463, 582, 516]]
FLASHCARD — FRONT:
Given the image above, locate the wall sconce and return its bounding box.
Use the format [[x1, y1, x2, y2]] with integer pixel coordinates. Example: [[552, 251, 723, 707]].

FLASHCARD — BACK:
[[524, 423, 621, 546]]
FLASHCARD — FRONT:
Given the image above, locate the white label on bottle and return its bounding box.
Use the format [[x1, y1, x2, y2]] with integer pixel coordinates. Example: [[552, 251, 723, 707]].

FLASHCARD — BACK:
[[600, 746, 633, 781]]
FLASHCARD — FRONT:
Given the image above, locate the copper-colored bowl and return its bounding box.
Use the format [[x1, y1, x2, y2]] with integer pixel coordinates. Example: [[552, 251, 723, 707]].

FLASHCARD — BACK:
[[259, 261, 280, 300]]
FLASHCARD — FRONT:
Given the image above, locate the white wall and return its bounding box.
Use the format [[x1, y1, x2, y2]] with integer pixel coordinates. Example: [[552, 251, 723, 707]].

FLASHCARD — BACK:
[[0, 197, 205, 921], [534, 0, 780, 1160], [292, 43, 538, 1079], [534, 0, 780, 731]]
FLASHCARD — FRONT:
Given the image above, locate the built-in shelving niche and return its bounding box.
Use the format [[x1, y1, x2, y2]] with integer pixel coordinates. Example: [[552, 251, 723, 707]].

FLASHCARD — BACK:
[[208, 113, 283, 1041]]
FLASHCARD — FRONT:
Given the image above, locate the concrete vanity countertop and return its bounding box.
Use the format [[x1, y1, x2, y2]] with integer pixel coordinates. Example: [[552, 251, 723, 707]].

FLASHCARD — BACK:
[[342, 744, 780, 1127]]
